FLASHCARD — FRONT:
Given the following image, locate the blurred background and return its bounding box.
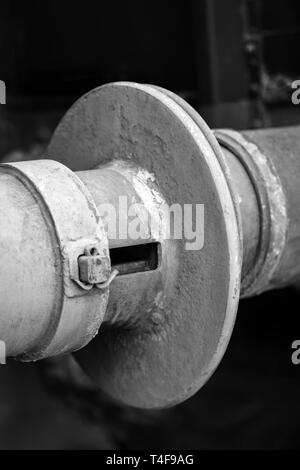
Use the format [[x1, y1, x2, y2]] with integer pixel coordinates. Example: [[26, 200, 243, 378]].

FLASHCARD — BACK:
[[0, 0, 300, 449]]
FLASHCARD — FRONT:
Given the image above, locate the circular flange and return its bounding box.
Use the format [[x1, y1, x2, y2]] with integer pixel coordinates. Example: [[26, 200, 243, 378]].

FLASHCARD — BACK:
[[46, 82, 242, 408]]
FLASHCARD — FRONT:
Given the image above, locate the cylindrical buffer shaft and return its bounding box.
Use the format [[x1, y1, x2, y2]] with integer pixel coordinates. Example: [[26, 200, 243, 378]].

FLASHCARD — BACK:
[[216, 125, 300, 297]]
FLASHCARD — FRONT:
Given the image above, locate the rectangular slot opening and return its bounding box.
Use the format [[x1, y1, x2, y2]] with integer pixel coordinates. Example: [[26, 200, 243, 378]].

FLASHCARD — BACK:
[[109, 242, 160, 276]]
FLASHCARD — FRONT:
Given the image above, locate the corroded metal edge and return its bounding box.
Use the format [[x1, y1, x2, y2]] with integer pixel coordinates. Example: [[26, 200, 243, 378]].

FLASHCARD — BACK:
[[216, 129, 288, 297]]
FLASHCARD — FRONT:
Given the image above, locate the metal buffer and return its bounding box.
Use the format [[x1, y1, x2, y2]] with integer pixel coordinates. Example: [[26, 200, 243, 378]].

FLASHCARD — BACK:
[[0, 83, 299, 408]]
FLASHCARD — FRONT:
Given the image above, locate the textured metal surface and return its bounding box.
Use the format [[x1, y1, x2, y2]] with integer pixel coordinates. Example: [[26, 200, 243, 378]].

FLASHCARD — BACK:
[[215, 129, 288, 297], [78, 247, 110, 285], [0, 160, 110, 359], [216, 128, 300, 296], [76, 164, 163, 328], [46, 82, 241, 408], [240, 126, 300, 291], [1, 81, 299, 410], [219, 145, 260, 282]]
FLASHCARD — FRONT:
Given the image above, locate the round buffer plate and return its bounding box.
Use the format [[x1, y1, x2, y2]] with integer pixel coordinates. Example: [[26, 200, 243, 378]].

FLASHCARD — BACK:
[[46, 82, 242, 409]]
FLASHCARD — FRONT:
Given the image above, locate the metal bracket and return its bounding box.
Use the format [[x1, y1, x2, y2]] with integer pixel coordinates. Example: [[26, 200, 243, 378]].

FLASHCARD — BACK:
[[78, 246, 111, 286]]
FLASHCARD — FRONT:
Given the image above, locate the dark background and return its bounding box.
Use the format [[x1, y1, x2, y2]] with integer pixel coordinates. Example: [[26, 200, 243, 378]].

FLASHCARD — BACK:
[[0, 0, 300, 449]]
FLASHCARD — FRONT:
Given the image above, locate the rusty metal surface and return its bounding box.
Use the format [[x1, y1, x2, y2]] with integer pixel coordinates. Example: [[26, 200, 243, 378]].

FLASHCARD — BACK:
[[0, 81, 299, 411], [219, 145, 260, 281], [217, 127, 300, 296], [241, 126, 300, 291], [215, 129, 287, 297], [0, 159, 110, 359], [46, 82, 241, 408], [76, 164, 164, 328], [78, 247, 110, 286]]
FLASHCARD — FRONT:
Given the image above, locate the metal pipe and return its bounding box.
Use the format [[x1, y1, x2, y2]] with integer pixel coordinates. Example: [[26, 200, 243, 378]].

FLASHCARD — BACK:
[[216, 126, 300, 296], [0, 160, 110, 360]]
